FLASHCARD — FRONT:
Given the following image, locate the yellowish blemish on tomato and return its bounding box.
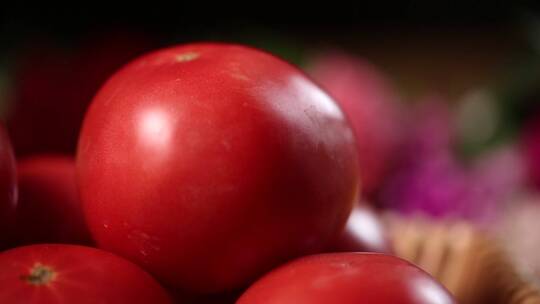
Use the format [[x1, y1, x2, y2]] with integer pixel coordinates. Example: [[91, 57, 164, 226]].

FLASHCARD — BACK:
[[175, 52, 199, 62]]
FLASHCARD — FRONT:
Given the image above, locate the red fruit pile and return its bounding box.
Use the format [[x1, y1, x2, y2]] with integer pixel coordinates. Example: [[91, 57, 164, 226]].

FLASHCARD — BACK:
[[0, 43, 454, 303]]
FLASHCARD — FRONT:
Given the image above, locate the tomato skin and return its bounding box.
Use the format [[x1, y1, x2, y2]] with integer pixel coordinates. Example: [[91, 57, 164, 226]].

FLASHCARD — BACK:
[[0, 244, 173, 304], [0, 123, 17, 247], [77, 43, 359, 293], [329, 203, 392, 254], [15, 156, 92, 245], [237, 253, 455, 304]]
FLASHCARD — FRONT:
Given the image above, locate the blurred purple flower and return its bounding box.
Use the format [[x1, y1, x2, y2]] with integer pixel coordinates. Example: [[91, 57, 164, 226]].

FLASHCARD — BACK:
[[381, 95, 526, 223], [382, 153, 470, 218], [381, 95, 466, 217], [466, 145, 526, 224], [404, 95, 455, 160]]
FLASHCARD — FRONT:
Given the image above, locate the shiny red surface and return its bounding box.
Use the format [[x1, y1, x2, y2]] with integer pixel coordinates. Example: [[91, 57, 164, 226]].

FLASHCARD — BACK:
[[0, 124, 17, 247], [15, 156, 92, 245], [77, 43, 359, 293], [0, 244, 172, 303], [329, 203, 392, 253], [237, 253, 455, 304]]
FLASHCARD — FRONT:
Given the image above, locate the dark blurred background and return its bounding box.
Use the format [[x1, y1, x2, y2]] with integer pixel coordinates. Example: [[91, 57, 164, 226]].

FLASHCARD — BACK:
[[2, 2, 540, 103]]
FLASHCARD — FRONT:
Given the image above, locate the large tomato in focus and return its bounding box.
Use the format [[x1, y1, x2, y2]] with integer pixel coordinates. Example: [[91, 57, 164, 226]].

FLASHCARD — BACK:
[[308, 53, 404, 196], [237, 253, 455, 304], [15, 155, 92, 245], [0, 123, 17, 247], [0, 244, 172, 303], [77, 43, 359, 293], [329, 203, 392, 254]]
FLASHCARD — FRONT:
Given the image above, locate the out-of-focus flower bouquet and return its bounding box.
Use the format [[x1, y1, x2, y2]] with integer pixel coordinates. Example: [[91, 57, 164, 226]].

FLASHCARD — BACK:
[[297, 22, 540, 292]]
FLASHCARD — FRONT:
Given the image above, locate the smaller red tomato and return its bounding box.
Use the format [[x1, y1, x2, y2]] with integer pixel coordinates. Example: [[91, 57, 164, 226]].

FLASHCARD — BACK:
[[237, 253, 455, 304], [15, 155, 92, 245], [0, 244, 173, 303], [329, 203, 392, 254], [0, 123, 17, 247]]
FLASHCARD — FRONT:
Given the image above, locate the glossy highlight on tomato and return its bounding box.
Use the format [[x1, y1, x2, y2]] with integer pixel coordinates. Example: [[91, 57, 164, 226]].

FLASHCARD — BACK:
[[0, 244, 173, 303], [77, 43, 359, 293], [329, 203, 392, 254], [237, 253, 455, 304]]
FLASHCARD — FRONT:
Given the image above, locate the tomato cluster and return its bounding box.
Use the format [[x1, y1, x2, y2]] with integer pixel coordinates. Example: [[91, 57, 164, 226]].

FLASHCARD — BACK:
[[0, 43, 454, 303]]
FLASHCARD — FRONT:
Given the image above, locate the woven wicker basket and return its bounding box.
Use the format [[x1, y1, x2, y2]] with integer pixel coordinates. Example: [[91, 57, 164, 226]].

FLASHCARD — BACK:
[[386, 214, 540, 303]]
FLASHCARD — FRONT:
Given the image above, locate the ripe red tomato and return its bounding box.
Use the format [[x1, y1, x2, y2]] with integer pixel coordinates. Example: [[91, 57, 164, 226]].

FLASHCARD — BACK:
[[237, 253, 455, 304], [0, 123, 17, 247], [77, 43, 359, 293], [329, 203, 392, 254], [0, 244, 173, 303], [15, 155, 92, 245], [308, 53, 405, 197]]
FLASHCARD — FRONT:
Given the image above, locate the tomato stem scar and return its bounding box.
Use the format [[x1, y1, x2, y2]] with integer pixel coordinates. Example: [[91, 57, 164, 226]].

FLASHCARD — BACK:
[[21, 263, 57, 285]]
